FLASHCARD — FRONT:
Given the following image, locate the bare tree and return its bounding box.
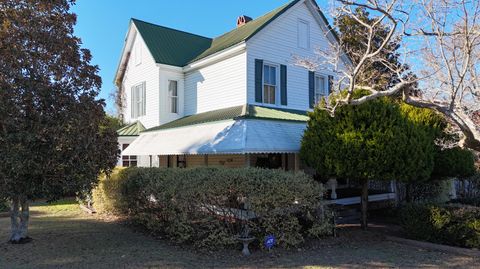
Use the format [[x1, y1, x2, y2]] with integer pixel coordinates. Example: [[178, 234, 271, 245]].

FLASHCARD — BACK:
[[296, 0, 480, 151]]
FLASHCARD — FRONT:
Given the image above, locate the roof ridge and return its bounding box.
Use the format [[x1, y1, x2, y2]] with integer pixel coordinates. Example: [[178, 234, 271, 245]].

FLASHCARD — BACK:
[[131, 18, 212, 40], [212, 0, 297, 41]]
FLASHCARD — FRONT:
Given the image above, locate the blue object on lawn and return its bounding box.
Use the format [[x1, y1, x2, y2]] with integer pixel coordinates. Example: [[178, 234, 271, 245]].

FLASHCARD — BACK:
[[264, 235, 276, 250]]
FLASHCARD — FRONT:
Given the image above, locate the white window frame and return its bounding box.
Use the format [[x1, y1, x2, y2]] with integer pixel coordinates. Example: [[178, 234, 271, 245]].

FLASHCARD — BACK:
[[168, 80, 178, 114], [262, 62, 280, 105], [297, 19, 310, 49], [314, 74, 328, 104], [131, 82, 146, 119]]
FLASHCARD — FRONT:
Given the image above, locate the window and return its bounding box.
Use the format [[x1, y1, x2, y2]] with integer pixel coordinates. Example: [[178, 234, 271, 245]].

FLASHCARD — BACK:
[[168, 80, 178, 113], [131, 82, 146, 118], [135, 42, 142, 65], [263, 64, 277, 104], [121, 144, 137, 167], [315, 75, 327, 103], [298, 20, 310, 49]]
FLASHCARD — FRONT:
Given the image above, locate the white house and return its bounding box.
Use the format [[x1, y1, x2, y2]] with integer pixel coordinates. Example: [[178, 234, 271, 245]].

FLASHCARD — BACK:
[[114, 0, 396, 205], [116, 0, 339, 167]]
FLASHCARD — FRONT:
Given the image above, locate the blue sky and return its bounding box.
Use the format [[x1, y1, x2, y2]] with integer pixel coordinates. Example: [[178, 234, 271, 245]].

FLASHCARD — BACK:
[[72, 0, 318, 114]]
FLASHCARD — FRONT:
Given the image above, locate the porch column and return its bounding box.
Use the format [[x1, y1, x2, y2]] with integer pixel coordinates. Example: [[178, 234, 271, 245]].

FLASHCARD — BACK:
[[328, 179, 338, 200], [245, 154, 251, 167], [204, 155, 209, 167], [294, 154, 300, 172], [149, 155, 152, 168]]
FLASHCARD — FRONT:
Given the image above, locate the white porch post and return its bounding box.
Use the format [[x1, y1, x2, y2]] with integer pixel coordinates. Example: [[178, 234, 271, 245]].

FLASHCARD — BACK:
[[328, 179, 338, 200]]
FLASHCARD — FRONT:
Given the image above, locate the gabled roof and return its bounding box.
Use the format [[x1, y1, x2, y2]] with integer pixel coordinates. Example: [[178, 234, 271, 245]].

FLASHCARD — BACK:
[[189, 0, 301, 63], [130, 0, 302, 67], [144, 105, 308, 133], [131, 19, 212, 67], [117, 121, 146, 136]]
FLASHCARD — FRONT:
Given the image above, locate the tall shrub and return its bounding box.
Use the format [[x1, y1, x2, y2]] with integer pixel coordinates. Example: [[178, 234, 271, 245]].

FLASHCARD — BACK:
[[301, 94, 444, 229]]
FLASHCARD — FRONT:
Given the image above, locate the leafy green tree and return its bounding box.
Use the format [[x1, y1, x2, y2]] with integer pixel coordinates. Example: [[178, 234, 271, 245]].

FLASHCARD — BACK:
[[0, 0, 118, 243], [104, 114, 124, 132], [301, 94, 444, 229], [335, 7, 405, 91]]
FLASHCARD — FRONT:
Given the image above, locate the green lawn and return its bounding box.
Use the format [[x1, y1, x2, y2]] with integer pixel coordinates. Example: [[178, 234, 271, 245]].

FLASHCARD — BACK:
[[0, 200, 478, 269]]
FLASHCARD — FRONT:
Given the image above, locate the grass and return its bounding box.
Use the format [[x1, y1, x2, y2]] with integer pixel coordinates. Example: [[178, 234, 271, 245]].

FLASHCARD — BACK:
[[0, 199, 478, 269]]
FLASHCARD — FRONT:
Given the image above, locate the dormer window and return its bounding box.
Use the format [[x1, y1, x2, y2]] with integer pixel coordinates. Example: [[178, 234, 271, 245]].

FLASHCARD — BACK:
[[263, 64, 278, 104]]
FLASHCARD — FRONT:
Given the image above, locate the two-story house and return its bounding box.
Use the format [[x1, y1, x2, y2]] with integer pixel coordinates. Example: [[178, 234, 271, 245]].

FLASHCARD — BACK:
[[116, 0, 343, 170]]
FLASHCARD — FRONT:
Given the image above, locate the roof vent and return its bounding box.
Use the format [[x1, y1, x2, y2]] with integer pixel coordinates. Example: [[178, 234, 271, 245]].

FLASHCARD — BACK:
[[237, 15, 253, 28]]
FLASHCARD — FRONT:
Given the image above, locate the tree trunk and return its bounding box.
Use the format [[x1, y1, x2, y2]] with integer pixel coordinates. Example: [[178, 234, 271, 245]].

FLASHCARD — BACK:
[[9, 197, 30, 243], [360, 179, 369, 230], [406, 183, 412, 203]]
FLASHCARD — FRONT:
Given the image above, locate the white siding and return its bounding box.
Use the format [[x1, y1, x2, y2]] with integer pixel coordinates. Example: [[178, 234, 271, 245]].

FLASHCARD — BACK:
[[184, 52, 247, 115], [246, 0, 342, 111], [122, 31, 161, 129]]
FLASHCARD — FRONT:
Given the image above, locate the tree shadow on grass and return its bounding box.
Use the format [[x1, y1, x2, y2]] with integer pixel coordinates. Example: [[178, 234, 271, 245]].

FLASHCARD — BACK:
[[0, 210, 478, 269]]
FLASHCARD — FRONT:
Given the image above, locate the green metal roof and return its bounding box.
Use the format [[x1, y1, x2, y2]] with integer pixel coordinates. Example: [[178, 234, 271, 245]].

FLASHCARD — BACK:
[[144, 105, 308, 132], [131, 0, 301, 66], [117, 121, 146, 136], [131, 19, 212, 67], [189, 0, 301, 63]]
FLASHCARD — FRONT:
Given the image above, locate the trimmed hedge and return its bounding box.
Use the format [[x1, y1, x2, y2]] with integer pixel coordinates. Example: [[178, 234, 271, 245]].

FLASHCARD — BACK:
[[93, 167, 333, 250], [400, 203, 480, 248]]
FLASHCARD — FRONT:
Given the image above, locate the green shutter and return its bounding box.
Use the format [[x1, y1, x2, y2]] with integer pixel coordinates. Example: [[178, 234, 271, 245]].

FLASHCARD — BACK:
[[255, 59, 263, 103], [328, 75, 333, 95], [308, 71, 315, 108], [280, 64, 287, 105]]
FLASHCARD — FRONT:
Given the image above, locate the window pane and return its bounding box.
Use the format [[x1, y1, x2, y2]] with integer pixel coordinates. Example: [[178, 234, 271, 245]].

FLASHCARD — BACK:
[[169, 81, 177, 96], [130, 156, 137, 160], [269, 86, 276, 103], [270, 66, 276, 85], [130, 161, 138, 167], [122, 161, 129, 167]]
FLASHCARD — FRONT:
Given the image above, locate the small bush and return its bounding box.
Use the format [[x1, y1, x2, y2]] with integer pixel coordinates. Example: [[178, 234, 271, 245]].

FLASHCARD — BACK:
[[0, 199, 8, 212], [93, 167, 333, 250], [400, 203, 480, 248]]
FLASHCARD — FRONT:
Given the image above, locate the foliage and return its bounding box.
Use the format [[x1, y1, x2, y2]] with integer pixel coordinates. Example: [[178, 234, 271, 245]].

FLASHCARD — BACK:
[[93, 167, 333, 250], [103, 114, 124, 132], [0, 199, 8, 212], [301, 96, 443, 184], [433, 147, 476, 179], [399, 203, 480, 248], [335, 7, 406, 91], [0, 0, 119, 203]]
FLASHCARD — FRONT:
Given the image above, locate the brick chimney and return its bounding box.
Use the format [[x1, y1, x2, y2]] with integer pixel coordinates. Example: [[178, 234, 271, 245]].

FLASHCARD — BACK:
[[237, 15, 253, 28]]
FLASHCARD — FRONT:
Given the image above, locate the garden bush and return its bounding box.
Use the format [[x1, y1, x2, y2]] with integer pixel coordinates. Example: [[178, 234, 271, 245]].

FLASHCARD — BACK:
[[0, 199, 8, 212], [399, 203, 480, 248], [93, 167, 333, 250]]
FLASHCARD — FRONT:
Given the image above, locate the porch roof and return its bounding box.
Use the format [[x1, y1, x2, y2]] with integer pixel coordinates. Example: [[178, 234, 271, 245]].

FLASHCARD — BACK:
[[122, 119, 306, 156], [144, 104, 309, 133], [117, 121, 146, 137]]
